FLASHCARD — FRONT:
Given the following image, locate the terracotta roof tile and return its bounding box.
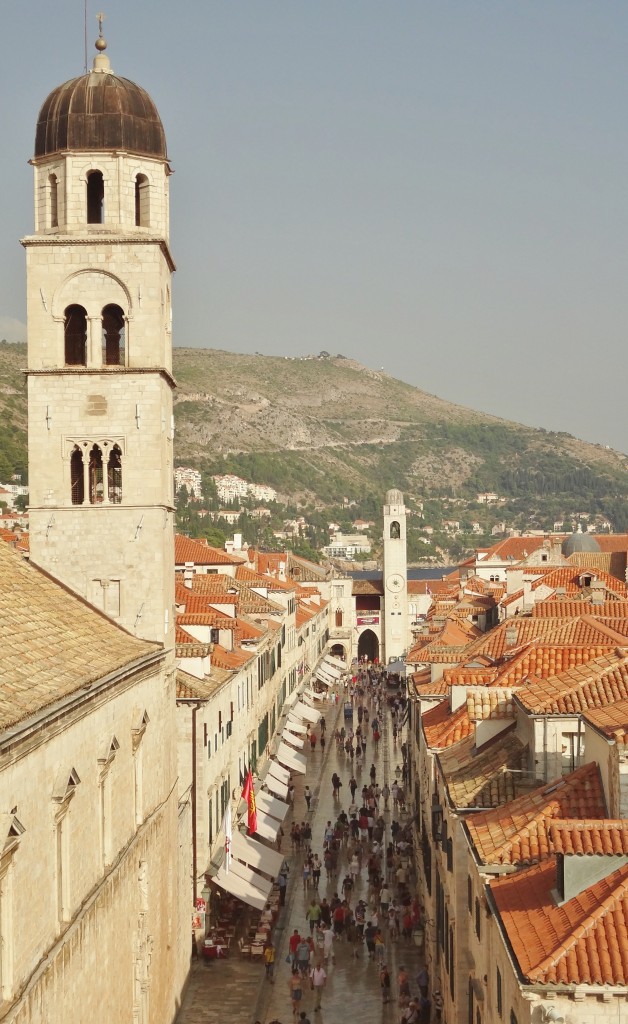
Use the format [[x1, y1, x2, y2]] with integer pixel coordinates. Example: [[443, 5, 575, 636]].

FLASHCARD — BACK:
[[466, 687, 515, 722], [516, 650, 628, 716], [532, 599, 628, 618], [174, 534, 245, 566], [422, 701, 473, 749], [490, 857, 628, 985], [466, 763, 606, 865], [0, 542, 159, 732], [478, 537, 547, 561], [581, 697, 628, 744], [531, 565, 628, 597], [549, 820, 628, 856]]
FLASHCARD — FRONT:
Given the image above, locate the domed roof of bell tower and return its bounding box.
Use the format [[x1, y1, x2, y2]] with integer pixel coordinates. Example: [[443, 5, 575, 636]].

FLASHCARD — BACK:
[[34, 36, 167, 161], [385, 488, 404, 506]]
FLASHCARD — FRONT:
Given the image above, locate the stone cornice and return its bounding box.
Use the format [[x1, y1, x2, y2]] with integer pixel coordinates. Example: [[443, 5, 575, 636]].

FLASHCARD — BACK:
[[24, 365, 177, 389], [20, 234, 176, 272]]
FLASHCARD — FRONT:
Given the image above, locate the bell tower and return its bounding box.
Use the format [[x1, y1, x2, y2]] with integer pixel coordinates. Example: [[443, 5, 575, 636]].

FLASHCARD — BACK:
[[23, 33, 175, 645], [382, 488, 408, 663]]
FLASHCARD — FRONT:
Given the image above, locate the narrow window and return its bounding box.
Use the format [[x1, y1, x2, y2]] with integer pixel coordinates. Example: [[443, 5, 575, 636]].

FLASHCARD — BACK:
[[107, 445, 122, 503], [55, 812, 70, 927], [49, 173, 59, 228], [390, 520, 400, 539], [475, 897, 481, 940], [496, 967, 502, 1017], [87, 170, 104, 223], [71, 446, 85, 505], [134, 173, 150, 227], [64, 305, 87, 366], [89, 444, 104, 504], [102, 304, 125, 366], [335, 608, 343, 627]]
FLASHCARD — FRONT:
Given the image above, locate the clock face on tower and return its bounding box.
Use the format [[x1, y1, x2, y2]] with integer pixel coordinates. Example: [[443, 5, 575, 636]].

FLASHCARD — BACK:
[[386, 573, 404, 593]]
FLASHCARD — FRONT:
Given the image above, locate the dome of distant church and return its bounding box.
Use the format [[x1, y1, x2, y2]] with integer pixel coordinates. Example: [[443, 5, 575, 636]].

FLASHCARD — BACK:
[[561, 532, 601, 556], [386, 488, 404, 505], [34, 47, 167, 160]]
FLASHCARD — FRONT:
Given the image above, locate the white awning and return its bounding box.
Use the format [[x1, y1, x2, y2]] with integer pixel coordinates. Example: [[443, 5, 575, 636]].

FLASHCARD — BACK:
[[227, 857, 273, 897], [325, 654, 347, 671], [314, 675, 334, 689], [304, 688, 326, 702], [255, 790, 289, 822], [322, 660, 342, 678], [252, 809, 281, 842], [293, 700, 320, 724], [283, 730, 305, 749], [231, 830, 284, 878], [277, 742, 307, 774], [264, 774, 288, 801], [267, 760, 290, 785], [316, 665, 336, 682], [213, 868, 267, 911], [286, 717, 307, 734]]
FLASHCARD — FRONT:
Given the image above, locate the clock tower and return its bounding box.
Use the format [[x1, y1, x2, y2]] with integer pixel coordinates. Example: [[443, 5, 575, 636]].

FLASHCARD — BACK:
[[382, 488, 408, 663]]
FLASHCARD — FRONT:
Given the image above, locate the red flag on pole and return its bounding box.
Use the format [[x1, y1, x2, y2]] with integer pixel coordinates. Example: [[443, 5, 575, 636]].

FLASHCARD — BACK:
[[241, 769, 257, 835]]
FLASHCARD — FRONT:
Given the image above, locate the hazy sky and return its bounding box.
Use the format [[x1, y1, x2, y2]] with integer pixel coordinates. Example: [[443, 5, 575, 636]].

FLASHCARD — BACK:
[[2, 3, 628, 451]]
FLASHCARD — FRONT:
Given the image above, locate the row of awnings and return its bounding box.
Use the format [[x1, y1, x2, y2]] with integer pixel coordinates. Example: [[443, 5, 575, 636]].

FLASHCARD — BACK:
[[212, 788, 290, 910], [211, 658, 344, 911]]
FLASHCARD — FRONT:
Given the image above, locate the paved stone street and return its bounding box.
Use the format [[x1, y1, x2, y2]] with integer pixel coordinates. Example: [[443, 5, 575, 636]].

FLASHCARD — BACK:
[[175, 683, 424, 1024]]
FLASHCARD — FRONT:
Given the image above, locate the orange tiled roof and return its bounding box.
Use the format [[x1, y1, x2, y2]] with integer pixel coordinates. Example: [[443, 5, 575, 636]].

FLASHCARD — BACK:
[[530, 565, 628, 597], [582, 698, 628, 744], [296, 605, 315, 628], [466, 687, 515, 722], [235, 565, 296, 591], [532, 599, 628, 618], [437, 729, 531, 810], [422, 701, 473, 749], [516, 650, 628, 716], [210, 643, 252, 669], [549, 820, 628, 856], [175, 534, 245, 566], [490, 857, 628, 985], [466, 763, 606, 866], [478, 536, 547, 562]]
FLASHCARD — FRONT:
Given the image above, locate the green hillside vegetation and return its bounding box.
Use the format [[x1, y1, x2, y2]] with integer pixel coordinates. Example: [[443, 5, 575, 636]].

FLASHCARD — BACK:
[[1, 343, 628, 532]]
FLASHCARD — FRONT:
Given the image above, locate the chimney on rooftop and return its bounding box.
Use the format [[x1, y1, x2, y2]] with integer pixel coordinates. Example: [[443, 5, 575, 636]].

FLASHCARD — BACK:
[[184, 562, 194, 589], [590, 579, 606, 605], [505, 625, 518, 647]]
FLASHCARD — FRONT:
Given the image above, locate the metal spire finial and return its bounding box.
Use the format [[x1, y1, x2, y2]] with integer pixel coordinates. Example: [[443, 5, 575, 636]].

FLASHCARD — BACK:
[[95, 11, 107, 51]]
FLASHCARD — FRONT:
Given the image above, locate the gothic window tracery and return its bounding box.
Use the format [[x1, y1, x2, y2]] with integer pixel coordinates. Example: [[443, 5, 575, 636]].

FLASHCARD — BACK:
[[89, 444, 104, 504], [70, 446, 84, 505]]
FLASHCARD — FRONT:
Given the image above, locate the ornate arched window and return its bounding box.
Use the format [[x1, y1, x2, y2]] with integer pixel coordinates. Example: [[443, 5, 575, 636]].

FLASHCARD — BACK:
[[390, 521, 400, 539], [107, 445, 122, 503], [64, 305, 87, 366], [102, 304, 125, 366], [70, 446, 84, 505], [335, 608, 343, 627], [87, 170, 104, 224], [134, 174, 150, 227], [89, 444, 104, 504]]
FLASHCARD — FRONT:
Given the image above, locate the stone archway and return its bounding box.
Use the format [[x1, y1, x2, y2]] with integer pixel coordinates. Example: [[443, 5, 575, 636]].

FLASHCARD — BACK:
[[357, 629, 379, 663], [330, 643, 347, 662]]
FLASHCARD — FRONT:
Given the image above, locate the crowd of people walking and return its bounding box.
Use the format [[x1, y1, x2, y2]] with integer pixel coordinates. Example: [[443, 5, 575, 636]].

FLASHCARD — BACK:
[[259, 663, 435, 1024]]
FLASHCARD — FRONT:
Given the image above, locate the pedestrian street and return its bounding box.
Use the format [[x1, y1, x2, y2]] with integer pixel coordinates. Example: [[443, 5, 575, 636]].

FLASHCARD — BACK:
[[176, 677, 425, 1024]]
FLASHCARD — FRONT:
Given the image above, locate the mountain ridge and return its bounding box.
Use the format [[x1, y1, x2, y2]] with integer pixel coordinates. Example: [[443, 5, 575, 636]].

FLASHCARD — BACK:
[[2, 342, 628, 528]]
